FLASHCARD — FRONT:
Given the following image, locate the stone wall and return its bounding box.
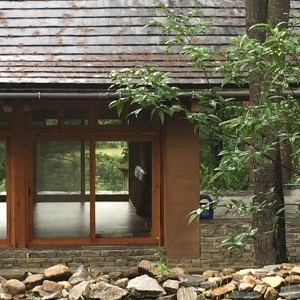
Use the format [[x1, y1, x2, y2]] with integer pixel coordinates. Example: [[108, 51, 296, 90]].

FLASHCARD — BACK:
[[0, 247, 158, 273]]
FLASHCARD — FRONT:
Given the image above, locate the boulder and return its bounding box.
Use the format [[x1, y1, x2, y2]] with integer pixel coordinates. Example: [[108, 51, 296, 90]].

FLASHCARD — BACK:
[[264, 287, 278, 300], [69, 281, 90, 300], [178, 274, 206, 287], [24, 273, 45, 289], [227, 290, 263, 300], [163, 279, 180, 294], [44, 264, 71, 281], [127, 274, 165, 298], [291, 265, 300, 276], [138, 260, 158, 278], [279, 284, 300, 300], [4, 279, 26, 296], [177, 287, 197, 300], [262, 276, 284, 289], [42, 280, 62, 293], [89, 281, 128, 300], [68, 265, 89, 285], [211, 282, 236, 299], [285, 275, 300, 285]]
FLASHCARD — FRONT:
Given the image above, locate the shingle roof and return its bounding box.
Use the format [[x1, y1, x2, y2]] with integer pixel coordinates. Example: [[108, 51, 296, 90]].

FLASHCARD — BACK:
[[0, 0, 298, 86]]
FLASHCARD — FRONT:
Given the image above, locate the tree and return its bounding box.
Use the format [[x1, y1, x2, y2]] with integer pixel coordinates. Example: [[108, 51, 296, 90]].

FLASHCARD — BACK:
[[110, 1, 300, 265], [245, 0, 290, 265]]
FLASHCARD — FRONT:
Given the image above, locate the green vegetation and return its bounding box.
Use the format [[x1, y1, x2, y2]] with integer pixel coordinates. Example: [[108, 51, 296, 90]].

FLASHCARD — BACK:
[[109, 2, 299, 263]]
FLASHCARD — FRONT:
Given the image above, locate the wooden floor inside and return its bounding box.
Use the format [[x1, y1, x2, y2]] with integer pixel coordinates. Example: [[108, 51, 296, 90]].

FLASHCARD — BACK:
[[0, 202, 151, 239]]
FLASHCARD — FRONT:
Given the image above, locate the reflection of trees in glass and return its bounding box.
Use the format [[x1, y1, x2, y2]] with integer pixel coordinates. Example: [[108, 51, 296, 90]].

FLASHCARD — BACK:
[[36, 141, 88, 192], [0, 142, 6, 192], [96, 141, 128, 192]]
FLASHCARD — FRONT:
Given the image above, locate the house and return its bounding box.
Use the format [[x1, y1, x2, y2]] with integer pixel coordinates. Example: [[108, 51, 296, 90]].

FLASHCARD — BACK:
[[0, 0, 298, 266], [0, 0, 204, 260]]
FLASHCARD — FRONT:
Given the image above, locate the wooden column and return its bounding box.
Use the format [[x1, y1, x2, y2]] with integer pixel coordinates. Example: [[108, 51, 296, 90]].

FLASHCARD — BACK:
[[10, 100, 27, 247], [163, 117, 200, 258]]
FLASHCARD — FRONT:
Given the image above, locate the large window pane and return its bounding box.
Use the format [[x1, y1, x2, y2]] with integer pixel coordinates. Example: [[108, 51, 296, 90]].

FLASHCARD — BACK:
[[0, 142, 6, 239], [95, 141, 152, 238], [33, 141, 90, 238]]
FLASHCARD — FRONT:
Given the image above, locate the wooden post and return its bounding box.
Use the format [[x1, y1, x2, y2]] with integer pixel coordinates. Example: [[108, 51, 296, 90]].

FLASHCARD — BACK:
[[10, 100, 27, 247]]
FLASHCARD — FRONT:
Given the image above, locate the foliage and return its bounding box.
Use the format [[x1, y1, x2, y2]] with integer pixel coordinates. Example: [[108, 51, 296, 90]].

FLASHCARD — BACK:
[[154, 247, 170, 279], [220, 227, 258, 251], [109, 4, 300, 252]]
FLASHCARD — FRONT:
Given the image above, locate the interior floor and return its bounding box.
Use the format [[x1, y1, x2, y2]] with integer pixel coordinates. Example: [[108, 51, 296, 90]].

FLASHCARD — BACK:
[[0, 201, 151, 239]]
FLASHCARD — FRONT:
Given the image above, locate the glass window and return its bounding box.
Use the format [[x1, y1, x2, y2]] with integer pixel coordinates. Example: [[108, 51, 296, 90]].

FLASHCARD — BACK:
[[33, 141, 90, 238], [95, 141, 152, 238], [64, 109, 88, 126], [32, 109, 58, 126]]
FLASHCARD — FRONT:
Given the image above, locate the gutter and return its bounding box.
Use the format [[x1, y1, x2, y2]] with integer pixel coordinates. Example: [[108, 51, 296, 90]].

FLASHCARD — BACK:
[[0, 90, 299, 100]]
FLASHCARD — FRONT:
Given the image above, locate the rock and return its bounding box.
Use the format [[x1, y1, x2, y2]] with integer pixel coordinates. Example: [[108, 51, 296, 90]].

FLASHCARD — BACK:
[[254, 284, 267, 295], [262, 276, 284, 289], [242, 275, 258, 286], [158, 295, 176, 300], [276, 270, 289, 278], [43, 280, 62, 293], [0, 292, 12, 300], [227, 291, 263, 300], [285, 275, 300, 285], [41, 290, 63, 300], [57, 280, 71, 291], [178, 274, 206, 287], [23, 273, 45, 289], [89, 281, 128, 300], [108, 271, 124, 283], [211, 282, 236, 299], [0, 277, 7, 285], [89, 268, 103, 279], [32, 284, 43, 294], [127, 274, 165, 298], [291, 265, 300, 275], [208, 275, 233, 286], [4, 279, 26, 296], [163, 279, 180, 294], [168, 267, 185, 279], [239, 282, 254, 291], [69, 281, 90, 300], [279, 284, 300, 300], [125, 266, 139, 279], [200, 281, 216, 289], [264, 287, 278, 300], [138, 259, 158, 278], [223, 268, 236, 276], [68, 265, 89, 285], [44, 264, 71, 281], [236, 269, 256, 276], [263, 265, 281, 272], [177, 287, 197, 300], [202, 270, 221, 279], [281, 263, 294, 270], [114, 278, 128, 289]]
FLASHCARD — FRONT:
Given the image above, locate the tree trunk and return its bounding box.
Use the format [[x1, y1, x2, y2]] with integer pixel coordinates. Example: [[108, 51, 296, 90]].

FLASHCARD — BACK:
[[246, 0, 290, 265]]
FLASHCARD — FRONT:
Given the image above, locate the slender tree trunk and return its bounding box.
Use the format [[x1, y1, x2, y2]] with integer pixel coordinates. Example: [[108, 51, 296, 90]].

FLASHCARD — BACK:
[[246, 0, 290, 265]]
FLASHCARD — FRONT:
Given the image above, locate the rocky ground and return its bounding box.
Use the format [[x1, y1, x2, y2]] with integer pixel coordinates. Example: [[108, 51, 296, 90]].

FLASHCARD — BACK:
[[1, 260, 300, 299]]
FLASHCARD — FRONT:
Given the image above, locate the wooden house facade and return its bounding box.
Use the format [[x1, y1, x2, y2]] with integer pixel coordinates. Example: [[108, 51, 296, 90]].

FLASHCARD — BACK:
[[0, 0, 298, 260]]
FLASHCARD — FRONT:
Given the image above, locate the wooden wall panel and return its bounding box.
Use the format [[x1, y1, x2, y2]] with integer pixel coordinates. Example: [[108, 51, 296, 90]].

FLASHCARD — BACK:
[[163, 116, 200, 258]]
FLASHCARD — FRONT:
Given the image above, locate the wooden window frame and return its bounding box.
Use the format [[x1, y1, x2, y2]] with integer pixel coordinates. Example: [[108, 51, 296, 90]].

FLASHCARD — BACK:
[[26, 101, 161, 247]]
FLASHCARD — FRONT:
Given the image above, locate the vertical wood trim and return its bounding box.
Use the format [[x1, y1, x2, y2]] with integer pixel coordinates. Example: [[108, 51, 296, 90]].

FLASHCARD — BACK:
[[27, 138, 34, 242], [89, 139, 96, 241], [6, 138, 12, 244], [151, 134, 161, 242], [10, 101, 27, 247]]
